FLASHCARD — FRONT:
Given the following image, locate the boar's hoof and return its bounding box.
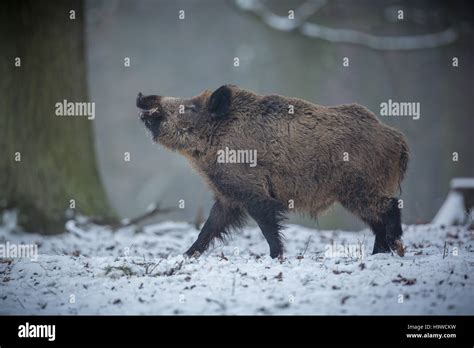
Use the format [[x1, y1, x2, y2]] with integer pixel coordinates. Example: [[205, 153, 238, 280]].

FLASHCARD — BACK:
[[372, 246, 392, 255], [184, 249, 201, 258], [270, 250, 283, 259], [389, 239, 405, 257], [372, 239, 392, 255]]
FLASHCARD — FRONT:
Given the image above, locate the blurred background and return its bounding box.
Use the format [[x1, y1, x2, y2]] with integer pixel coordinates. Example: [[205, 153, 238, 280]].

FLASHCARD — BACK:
[[87, 0, 473, 229], [2, 0, 473, 232]]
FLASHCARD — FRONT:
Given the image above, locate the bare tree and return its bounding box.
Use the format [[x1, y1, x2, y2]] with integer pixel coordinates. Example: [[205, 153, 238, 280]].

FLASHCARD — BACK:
[[235, 0, 458, 50], [0, 0, 116, 233]]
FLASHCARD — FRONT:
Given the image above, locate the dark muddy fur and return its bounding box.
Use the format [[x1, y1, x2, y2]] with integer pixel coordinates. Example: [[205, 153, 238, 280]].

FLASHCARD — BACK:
[[136, 85, 409, 258], [185, 201, 247, 256]]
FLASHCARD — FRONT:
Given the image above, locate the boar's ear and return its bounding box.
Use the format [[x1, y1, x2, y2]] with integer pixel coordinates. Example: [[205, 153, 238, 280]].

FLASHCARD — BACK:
[[208, 85, 231, 119]]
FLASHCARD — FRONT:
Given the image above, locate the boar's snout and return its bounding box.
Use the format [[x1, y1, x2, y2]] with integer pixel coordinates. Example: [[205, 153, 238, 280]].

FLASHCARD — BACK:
[[136, 93, 161, 109], [136, 92, 144, 108], [136, 93, 163, 119]]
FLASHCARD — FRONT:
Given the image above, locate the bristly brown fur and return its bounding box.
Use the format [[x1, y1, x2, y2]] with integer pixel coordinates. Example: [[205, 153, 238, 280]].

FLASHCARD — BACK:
[[136, 85, 409, 258]]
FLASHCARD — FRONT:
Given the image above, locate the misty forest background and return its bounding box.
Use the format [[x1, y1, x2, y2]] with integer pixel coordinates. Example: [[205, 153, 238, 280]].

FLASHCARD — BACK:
[[1, 0, 473, 233]]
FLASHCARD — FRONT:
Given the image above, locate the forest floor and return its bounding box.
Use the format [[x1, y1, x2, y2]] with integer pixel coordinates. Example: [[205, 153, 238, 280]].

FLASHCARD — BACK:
[[0, 218, 473, 315]]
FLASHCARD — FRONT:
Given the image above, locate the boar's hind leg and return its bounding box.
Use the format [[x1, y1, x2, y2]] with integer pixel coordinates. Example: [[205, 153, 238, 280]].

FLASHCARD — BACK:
[[370, 221, 391, 254], [378, 197, 405, 257], [341, 196, 404, 257], [246, 200, 286, 258], [185, 201, 246, 257]]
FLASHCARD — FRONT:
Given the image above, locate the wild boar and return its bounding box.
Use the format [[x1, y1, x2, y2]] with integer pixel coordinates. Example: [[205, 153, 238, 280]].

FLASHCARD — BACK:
[[136, 85, 409, 258]]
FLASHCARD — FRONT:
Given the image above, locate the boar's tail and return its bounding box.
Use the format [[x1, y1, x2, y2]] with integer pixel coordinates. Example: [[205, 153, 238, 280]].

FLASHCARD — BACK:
[[398, 140, 410, 194]]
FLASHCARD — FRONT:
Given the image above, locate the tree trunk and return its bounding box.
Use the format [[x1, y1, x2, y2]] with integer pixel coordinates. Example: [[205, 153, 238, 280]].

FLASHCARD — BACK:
[[0, 0, 116, 234]]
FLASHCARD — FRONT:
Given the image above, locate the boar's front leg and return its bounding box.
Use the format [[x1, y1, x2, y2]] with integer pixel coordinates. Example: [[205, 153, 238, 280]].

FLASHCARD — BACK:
[[185, 200, 246, 257]]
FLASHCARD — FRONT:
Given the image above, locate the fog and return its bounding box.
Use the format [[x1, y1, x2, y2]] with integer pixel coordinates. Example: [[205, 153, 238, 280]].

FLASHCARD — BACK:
[[85, 0, 473, 229]]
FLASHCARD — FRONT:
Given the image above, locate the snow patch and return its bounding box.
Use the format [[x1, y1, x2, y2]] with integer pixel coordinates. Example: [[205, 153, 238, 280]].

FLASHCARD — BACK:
[[0, 220, 473, 314]]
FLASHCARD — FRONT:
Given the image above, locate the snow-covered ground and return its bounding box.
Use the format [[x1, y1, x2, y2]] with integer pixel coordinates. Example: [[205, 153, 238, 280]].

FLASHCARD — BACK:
[[0, 218, 473, 315]]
